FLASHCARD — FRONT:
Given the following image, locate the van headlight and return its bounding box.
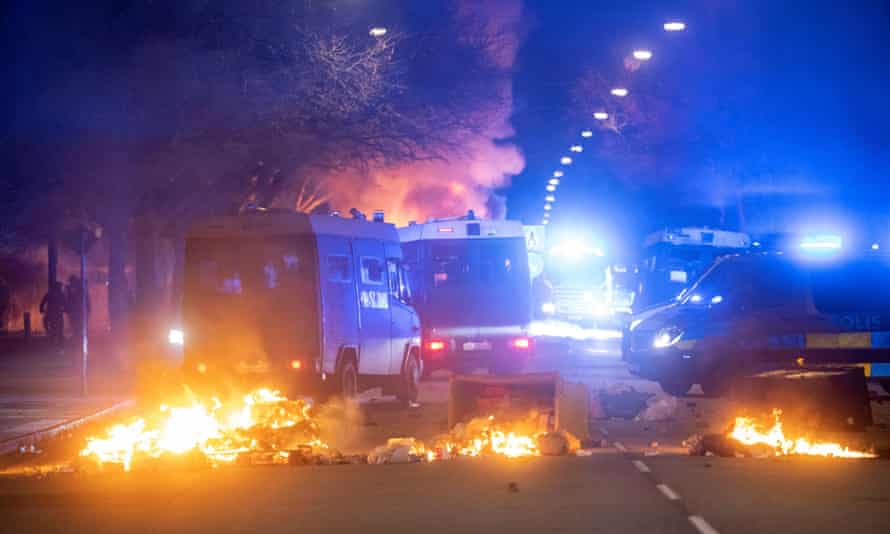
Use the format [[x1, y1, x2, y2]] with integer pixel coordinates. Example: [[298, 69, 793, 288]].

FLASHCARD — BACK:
[[652, 326, 683, 348]]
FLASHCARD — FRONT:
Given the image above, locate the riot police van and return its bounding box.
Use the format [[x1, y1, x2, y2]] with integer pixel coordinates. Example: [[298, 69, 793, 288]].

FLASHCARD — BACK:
[[624, 238, 890, 396], [398, 212, 534, 375], [181, 209, 422, 401]]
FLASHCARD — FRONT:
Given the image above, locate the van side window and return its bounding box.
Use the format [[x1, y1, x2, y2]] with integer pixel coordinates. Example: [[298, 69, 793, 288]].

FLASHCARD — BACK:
[[361, 257, 384, 285], [327, 255, 352, 283], [387, 260, 400, 299]]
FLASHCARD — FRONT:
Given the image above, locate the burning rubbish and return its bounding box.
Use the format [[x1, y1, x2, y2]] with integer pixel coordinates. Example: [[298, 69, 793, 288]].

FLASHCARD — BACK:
[[79, 388, 328, 471], [687, 410, 877, 459]]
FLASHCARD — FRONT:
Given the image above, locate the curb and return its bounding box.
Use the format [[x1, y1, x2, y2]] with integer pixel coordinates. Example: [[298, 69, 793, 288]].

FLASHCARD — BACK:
[[0, 399, 136, 456]]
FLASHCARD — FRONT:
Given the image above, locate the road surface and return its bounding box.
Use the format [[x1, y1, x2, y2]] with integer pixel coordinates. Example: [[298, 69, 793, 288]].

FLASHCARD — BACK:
[[1, 338, 889, 533]]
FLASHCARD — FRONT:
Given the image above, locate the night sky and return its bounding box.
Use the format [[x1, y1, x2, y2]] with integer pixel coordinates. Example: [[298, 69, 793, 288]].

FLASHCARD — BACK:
[[507, 0, 890, 253]]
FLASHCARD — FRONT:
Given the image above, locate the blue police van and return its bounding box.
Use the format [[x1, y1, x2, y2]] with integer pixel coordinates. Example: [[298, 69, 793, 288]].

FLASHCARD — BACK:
[[398, 213, 534, 376], [624, 246, 890, 396], [181, 209, 422, 401]]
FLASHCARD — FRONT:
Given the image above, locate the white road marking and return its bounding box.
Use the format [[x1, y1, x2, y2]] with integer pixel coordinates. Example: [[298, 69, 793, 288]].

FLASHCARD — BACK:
[[689, 515, 719, 534], [656, 483, 680, 501], [631, 460, 650, 473], [614, 441, 627, 452]]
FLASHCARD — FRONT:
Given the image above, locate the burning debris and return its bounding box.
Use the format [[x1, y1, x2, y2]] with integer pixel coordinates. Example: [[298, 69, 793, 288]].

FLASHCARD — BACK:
[[688, 410, 877, 459], [79, 388, 328, 471]]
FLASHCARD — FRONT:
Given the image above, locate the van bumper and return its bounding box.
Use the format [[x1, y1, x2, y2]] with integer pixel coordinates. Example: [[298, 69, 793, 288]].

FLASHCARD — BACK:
[[182, 358, 326, 398], [423, 333, 534, 374], [623, 346, 696, 384]]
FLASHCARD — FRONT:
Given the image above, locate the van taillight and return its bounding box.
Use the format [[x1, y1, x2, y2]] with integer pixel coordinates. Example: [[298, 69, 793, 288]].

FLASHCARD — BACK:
[[511, 337, 532, 350], [428, 340, 446, 351], [290, 359, 303, 370]]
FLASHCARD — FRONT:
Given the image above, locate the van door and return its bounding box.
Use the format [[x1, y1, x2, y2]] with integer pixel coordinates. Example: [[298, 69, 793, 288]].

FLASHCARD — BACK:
[[317, 236, 359, 375], [388, 258, 418, 374], [353, 239, 391, 375]]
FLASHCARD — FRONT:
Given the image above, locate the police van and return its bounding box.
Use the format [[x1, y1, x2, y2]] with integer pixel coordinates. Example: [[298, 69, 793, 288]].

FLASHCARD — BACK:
[[181, 209, 422, 401], [624, 242, 890, 396], [635, 227, 751, 312], [399, 212, 534, 375]]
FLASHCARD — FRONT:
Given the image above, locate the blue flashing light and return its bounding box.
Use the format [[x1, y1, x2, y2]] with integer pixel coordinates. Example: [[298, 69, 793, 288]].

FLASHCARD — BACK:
[[710, 295, 723, 304], [752, 241, 761, 247], [799, 234, 842, 252], [872, 243, 880, 251]]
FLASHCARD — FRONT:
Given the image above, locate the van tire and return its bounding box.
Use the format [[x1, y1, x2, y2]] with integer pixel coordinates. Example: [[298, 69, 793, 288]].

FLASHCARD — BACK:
[[659, 377, 693, 397], [337, 357, 359, 399], [396, 350, 421, 403]]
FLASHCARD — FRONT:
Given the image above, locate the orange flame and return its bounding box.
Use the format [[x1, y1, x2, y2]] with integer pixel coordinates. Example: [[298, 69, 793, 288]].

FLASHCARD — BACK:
[[728, 410, 875, 459], [429, 415, 541, 460], [80, 388, 327, 471]]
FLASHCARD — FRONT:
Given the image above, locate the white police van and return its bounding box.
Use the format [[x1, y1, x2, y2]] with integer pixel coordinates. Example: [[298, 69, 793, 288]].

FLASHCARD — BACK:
[[181, 209, 422, 401], [399, 212, 534, 375]]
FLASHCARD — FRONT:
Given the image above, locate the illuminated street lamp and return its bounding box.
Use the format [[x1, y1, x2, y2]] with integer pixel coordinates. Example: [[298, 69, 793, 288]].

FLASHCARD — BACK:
[[610, 88, 629, 97], [663, 21, 686, 32], [553, 170, 564, 178], [570, 145, 583, 153], [545, 195, 555, 202], [560, 156, 572, 165], [544, 204, 552, 211], [593, 111, 609, 121], [369, 27, 388, 37], [546, 184, 556, 192], [633, 49, 653, 61], [548, 178, 560, 185], [542, 219, 549, 225], [581, 130, 593, 138]]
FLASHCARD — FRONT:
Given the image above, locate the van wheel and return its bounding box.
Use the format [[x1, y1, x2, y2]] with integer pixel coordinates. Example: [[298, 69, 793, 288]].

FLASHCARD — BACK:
[[659, 377, 693, 397], [338, 358, 359, 399], [396, 351, 421, 403]]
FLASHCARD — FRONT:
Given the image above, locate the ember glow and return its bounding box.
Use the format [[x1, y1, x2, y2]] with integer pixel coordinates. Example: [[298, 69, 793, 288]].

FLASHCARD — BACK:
[[728, 411, 875, 459], [80, 388, 327, 471]]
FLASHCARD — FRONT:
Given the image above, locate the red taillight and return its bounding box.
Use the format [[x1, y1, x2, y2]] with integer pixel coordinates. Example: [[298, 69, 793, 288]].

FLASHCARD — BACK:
[[511, 337, 532, 350], [290, 359, 303, 370], [428, 340, 446, 351]]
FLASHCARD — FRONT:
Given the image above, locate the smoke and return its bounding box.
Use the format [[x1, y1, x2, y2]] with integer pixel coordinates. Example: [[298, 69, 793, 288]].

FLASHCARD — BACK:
[[321, 0, 525, 226]]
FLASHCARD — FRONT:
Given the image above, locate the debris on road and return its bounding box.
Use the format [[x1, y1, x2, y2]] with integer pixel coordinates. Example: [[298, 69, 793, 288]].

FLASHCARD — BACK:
[[637, 396, 678, 422], [598, 384, 652, 419]]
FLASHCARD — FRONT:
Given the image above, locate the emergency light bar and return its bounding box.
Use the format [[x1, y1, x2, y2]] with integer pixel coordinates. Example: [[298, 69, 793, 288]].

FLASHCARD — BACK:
[[800, 234, 842, 251]]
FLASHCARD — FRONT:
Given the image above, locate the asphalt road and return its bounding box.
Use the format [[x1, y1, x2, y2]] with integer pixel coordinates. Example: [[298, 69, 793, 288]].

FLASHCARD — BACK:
[[1, 340, 889, 533]]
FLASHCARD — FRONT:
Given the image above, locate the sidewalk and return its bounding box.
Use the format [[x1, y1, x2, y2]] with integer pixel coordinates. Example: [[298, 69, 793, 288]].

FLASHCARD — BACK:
[[0, 335, 135, 453]]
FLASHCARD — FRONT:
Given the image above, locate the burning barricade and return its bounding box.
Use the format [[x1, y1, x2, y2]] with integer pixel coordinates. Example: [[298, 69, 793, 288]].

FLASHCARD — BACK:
[[79, 388, 330, 471]]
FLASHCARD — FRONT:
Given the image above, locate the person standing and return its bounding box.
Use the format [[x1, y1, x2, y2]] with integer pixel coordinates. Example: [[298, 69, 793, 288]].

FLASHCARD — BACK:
[[40, 281, 65, 343], [65, 275, 90, 343]]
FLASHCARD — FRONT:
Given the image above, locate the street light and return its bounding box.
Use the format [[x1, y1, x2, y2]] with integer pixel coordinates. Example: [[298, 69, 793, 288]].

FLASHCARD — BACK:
[[544, 204, 552, 211], [542, 219, 549, 225], [545, 195, 555, 202], [560, 156, 572, 165], [548, 178, 560, 185], [570, 145, 583, 153], [581, 130, 593, 138], [369, 27, 388, 37], [663, 21, 686, 32], [593, 111, 609, 121], [546, 184, 556, 192], [633, 49, 653, 61], [553, 170, 564, 178], [610, 88, 629, 97]]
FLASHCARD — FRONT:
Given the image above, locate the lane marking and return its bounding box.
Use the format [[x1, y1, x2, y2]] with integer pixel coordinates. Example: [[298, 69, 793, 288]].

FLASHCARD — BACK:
[[656, 483, 680, 501], [689, 515, 719, 534], [632, 460, 650, 473], [614, 441, 627, 452]]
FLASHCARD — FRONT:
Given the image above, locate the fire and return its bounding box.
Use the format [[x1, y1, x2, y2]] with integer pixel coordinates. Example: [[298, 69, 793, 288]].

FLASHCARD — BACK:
[[728, 410, 875, 459], [429, 415, 541, 460], [80, 388, 327, 471]]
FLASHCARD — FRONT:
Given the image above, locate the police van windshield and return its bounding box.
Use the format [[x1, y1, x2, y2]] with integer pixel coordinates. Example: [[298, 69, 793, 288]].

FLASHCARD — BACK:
[[183, 236, 319, 360], [810, 259, 890, 314]]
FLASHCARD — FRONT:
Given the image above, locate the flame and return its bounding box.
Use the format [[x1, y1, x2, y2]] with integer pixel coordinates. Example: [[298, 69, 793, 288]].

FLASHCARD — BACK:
[[728, 410, 875, 459], [429, 415, 541, 460], [80, 388, 327, 471]]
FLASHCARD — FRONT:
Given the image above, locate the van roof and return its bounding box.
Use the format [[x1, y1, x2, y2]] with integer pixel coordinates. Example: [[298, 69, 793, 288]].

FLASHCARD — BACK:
[[398, 218, 525, 241], [188, 212, 399, 241]]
